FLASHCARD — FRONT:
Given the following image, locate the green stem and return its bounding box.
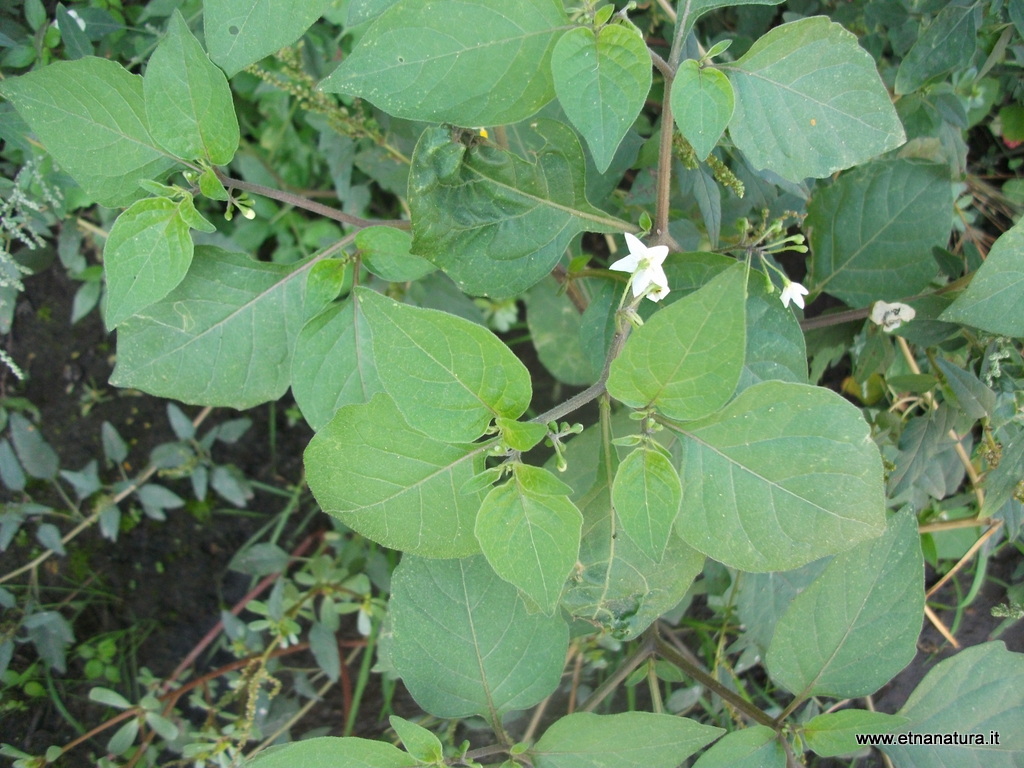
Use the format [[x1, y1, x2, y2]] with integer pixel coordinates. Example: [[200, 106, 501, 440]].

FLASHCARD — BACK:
[[580, 634, 657, 712]]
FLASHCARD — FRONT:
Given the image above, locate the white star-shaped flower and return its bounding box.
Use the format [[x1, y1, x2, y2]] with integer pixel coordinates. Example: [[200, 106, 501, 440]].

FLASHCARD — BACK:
[[610, 232, 670, 302], [780, 280, 809, 309], [870, 300, 916, 332]]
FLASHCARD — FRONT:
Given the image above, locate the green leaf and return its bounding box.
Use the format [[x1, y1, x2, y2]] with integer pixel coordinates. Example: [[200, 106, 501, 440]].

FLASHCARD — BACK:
[[940, 219, 1024, 336], [103, 197, 193, 329], [357, 287, 531, 443], [409, 121, 627, 298], [671, 60, 734, 161], [935, 359, 996, 420], [496, 417, 548, 452], [895, 3, 979, 95], [356, 226, 434, 283], [734, 558, 831, 656], [804, 710, 909, 758], [766, 511, 922, 699], [0, 57, 179, 207], [671, 380, 886, 571], [320, 0, 568, 126], [607, 263, 746, 421], [551, 22, 652, 173], [305, 394, 485, 558], [389, 554, 568, 719], [109, 246, 307, 408], [677, 0, 784, 39], [559, 418, 705, 639], [144, 11, 238, 164], [204, 0, 335, 77], [107, 718, 139, 756], [611, 446, 681, 562], [250, 737, 421, 768], [882, 642, 1024, 768], [389, 716, 443, 764], [89, 686, 132, 710], [292, 298, 383, 432], [8, 413, 58, 480], [526, 276, 600, 387], [807, 159, 951, 308], [691, 726, 785, 768], [532, 712, 723, 768], [740, 273, 807, 390], [725, 17, 905, 181], [475, 464, 582, 614]]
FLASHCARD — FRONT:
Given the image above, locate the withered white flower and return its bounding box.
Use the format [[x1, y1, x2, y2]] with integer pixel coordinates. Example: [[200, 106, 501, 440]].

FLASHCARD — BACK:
[[870, 301, 916, 332], [610, 232, 670, 302], [780, 280, 809, 309]]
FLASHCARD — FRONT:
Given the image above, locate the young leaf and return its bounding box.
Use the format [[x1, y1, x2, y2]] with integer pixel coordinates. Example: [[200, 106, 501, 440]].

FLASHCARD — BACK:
[[144, 11, 239, 164], [475, 464, 583, 614], [691, 725, 785, 768], [357, 287, 532, 443], [204, 0, 336, 77], [389, 716, 443, 764], [940, 219, 1024, 337], [308, 621, 340, 683], [102, 197, 193, 330], [249, 737, 420, 768], [807, 159, 951, 308], [671, 60, 734, 161], [725, 17, 905, 181], [409, 121, 628, 298], [882, 642, 1024, 767], [320, 0, 568, 126], [389, 555, 568, 719], [532, 712, 723, 768], [803, 710, 909, 758], [356, 226, 435, 283], [89, 686, 133, 710], [292, 298, 383, 432], [671, 380, 886, 571], [304, 393, 486, 558], [766, 511, 923, 699], [607, 262, 746, 421], [0, 57, 179, 207], [611, 445, 682, 563], [110, 247, 308, 408], [551, 22, 652, 173]]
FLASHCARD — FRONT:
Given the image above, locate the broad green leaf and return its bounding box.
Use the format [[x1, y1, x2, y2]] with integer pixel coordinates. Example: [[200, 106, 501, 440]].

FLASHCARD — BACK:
[[691, 726, 785, 768], [292, 298, 383, 432], [940, 219, 1024, 337], [495, 418, 548, 453], [0, 57, 179, 207], [611, 446, 681, 562], [526, 277, 600, 387], [389, 716, 443, 764], [935, 359, 996, 420], [551, 22, 652, 173], [304, 393, 485, 558], [607, 263, 746, 421], [671, 380, 886, 571], [356, 226, 434, 283], [320, 0, 568, 126], [110, 246, 307, 408], [981, 427, 1024, 517], [144, 12, 238, 164], [804, 710, 908, 758], [356, 287, 531, 443], [475, 464, 582, 614], [734, 558, 831, 656], [671, 60, 734, 161], [389, 555, 568, 719], [558, 418, 705, 639], [766, 511, 923, 699], [532, 712, 723, 768], [8, 413, 58, 480], [677, 0, 784, 38], [882, 642, 1024, 768], [204, 0, 335, 77], [807, 159, 951, 308], [249, 736, 420, 768], [895, 3, 979, 95], [103, 197, 193, 330], [725, 17, 905, 181], [409, 121, 627, 298]]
